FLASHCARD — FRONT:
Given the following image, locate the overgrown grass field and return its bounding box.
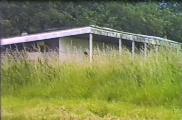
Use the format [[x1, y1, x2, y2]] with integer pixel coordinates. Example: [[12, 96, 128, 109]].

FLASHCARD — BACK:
[[2, 50, 182, 120]]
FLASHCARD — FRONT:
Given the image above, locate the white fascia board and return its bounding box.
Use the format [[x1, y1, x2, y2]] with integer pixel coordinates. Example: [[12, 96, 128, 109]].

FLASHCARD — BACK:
[[90, 25, 181, 46], [1, 27, 91, 45]]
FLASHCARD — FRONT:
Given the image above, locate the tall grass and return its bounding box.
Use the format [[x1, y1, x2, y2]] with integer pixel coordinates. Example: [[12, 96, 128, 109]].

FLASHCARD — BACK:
[[2, 49, 182, 107]]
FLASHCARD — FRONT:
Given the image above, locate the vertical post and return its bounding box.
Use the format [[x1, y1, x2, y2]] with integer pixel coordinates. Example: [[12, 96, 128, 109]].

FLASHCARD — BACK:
[[89, 33, 93, 62], [59, 38, 61, 60], [119, 38, 122, 54], [144, 42, 147, 57], [155, 45, 159, 53], [15, 44, 18, 52], [9, 45, 12, 50], [22, 43, 26, 51], [132, 40, 135, 59], [176, 45, 180, 55]]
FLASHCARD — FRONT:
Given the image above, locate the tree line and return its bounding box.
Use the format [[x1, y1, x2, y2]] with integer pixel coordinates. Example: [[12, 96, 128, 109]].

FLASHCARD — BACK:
[[0, 1, 182, 42]]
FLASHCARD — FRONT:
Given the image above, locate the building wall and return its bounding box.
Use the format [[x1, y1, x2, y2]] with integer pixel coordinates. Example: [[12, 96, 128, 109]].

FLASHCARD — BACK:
[[1, 36, 120, 61], [59, 37, 119, 56]]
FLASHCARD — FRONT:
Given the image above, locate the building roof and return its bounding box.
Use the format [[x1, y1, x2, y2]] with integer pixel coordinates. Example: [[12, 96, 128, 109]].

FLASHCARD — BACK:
[[1, 25, 182, 48]]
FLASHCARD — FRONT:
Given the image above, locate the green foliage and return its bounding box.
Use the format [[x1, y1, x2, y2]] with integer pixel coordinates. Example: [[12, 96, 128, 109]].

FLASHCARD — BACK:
[[2, 50, 182, 107], [1, 2, 182, 42], [3, 97, 182, 120], [2, 50, 182, 119]]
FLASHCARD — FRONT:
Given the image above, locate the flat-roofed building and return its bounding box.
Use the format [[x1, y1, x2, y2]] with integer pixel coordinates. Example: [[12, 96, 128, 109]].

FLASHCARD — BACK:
[[1, 25, 181, 62]]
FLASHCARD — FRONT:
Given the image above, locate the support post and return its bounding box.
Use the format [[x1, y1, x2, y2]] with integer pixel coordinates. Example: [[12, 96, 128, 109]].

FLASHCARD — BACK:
[[132, 40, 135, 59], [22, 43, 26, 51], [144, 42, 147, 57], [119, 38, 122, 54], [89, 33, 93, 62], [58, 38, 61, 60], [176, 45, 180, 55], [155, 45, 159, 53]]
